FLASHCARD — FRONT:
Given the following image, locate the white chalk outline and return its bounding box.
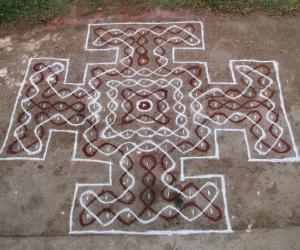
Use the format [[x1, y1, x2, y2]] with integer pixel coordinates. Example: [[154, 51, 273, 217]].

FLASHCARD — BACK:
[[1, 60, 297, 161], [1, 22, 297, 161], [70, 173, 232, 235], [0, 21, 299, 235]]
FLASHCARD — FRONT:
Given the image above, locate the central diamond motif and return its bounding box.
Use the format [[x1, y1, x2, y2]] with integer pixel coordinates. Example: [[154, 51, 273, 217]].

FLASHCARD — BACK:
[[122, 88, 168, 124], [101, 78, 189, 140]]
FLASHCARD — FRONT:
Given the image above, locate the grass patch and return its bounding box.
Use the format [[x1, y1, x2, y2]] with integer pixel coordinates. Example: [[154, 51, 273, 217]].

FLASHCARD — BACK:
[[128, 0, 300, 14], [259, 0, 300, 14], [87, 0, 103, 7], [0, 0, 71, 24], [0, 0, 299, 25]]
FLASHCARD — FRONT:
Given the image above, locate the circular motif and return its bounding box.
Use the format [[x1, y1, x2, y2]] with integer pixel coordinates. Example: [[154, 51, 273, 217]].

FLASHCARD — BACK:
[[136, 99, 153, 112]]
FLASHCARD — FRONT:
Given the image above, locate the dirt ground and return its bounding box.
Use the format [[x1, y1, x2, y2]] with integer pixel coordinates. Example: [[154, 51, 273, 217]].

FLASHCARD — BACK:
[[0, 8, 299, 250]]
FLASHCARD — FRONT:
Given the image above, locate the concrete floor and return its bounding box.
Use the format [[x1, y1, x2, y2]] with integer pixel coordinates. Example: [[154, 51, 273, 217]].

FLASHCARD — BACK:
[[0, 9, 299, 250]]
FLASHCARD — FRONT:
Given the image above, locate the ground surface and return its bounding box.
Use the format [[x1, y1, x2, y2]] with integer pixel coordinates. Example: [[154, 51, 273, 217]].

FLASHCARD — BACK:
[[0, 9, 299, 250]]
